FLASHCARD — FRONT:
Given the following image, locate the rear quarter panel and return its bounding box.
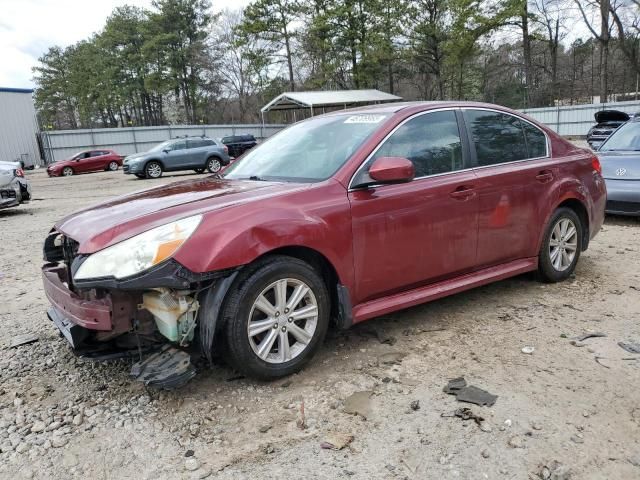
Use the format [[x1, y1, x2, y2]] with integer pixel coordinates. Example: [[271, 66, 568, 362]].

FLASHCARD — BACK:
[[536, 137, 606, 251]]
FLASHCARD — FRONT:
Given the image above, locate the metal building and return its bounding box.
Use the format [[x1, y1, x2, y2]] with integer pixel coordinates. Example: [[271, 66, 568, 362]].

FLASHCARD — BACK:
[[0, 88, 41, 167]]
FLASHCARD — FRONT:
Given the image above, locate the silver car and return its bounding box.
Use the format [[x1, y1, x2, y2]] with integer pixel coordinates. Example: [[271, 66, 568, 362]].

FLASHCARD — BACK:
[[598, 117, 640, 216], [0, 161, 32, 210], [123, 136, 231, 179]]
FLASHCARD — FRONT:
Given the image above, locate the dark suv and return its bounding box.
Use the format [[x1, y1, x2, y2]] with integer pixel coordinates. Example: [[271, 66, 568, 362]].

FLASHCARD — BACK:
[[221, 134, 257, 158], [123, 136, 231, 179]]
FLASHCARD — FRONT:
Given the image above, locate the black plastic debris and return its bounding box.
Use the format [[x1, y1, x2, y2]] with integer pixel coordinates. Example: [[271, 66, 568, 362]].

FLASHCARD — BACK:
[[443, 377, 497, 407], [574, 332, 607, 342], [130, 344, 196, 389], [618, 341, 640, 354], [442, 407, 485, 426]]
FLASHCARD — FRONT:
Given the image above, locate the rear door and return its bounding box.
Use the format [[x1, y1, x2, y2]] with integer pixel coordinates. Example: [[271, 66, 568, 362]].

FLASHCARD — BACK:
[[462, 108, 555, 268], [87, 151, 107, 171], [186, 139, 207, 167], [348, 109, 479, 303]]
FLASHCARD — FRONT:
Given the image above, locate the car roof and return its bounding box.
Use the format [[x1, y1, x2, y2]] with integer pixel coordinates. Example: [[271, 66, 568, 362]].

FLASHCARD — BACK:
[[324, 100, 521, 116]]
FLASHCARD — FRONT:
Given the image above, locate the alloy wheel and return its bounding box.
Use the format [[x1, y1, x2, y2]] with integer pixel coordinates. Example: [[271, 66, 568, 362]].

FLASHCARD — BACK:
[[146, 163, 162, 178], [247, 278, 318, 364], [549, 218, 578, 271], [62, 167, 73, 176], [108, 161, 118, 171], [207, 158, 221, 173]]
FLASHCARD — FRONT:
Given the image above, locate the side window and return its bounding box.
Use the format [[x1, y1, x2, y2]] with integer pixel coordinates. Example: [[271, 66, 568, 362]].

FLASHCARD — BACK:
[[521, 121, 547, 158], [170, 141, 187, 151], [369, 110, 464, 178], [187, 139, 205, 149], [464, 110, 528, 166], [204, 140, 216, 146]]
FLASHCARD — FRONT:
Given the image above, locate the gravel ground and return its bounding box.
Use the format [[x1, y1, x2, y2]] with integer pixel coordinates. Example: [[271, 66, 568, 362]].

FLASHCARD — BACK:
[[0, 167, 639, 480]]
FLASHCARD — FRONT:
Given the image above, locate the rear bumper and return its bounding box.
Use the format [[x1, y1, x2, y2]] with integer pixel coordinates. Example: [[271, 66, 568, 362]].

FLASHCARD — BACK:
[[604, 179, 640, 215], [42, 264, 113, 331]]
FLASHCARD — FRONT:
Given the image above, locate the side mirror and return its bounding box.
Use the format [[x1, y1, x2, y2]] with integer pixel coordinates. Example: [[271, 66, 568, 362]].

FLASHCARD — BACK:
[[368, 156, 415, 184], [162, 149, 170, 154]]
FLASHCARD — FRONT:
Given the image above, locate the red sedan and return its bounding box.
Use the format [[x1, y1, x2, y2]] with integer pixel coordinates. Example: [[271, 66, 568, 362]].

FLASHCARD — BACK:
[[46, 150, 123, 177], [42, 102, 606, 387]]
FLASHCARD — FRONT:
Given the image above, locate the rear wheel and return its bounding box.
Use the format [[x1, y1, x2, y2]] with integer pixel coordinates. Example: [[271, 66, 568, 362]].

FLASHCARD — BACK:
[[206, 157, 222, 173], [145, 161, 163, 179], [538, 207, 583, 282], [107, 161, 119, 171], [220, 255, 330, 379], [62, 167, 74, 176]]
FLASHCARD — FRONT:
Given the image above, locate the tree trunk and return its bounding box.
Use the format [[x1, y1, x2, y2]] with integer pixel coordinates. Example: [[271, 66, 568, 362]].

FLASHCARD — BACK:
[[521, 5, 532, 107], [599, 0, 610, 103]]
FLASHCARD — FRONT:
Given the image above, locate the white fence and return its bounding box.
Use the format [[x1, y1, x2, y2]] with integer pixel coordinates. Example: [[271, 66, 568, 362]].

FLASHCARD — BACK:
[[521, 99, 640, 136], [41, 124, 286, 163]]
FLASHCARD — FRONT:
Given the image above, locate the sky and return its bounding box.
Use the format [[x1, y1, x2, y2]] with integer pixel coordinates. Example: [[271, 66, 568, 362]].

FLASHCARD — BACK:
[[0, 0, 251, 89]]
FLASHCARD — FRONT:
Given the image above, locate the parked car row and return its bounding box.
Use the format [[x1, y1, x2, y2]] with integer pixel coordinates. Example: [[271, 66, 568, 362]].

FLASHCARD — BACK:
[[45, 134, 258, 180]]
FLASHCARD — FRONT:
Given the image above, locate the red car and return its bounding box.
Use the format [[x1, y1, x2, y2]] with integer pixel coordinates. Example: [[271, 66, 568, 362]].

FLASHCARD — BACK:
[[46, 150, 123, 177], [42, 102, 606, 387]]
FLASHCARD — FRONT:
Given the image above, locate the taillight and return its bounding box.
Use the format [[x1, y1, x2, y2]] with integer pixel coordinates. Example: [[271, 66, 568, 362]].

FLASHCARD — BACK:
[[591, 156, 602, 175], [15, 169, 24, 178]]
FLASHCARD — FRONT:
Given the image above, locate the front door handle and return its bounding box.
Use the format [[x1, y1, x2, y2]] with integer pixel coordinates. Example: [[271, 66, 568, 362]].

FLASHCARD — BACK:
[[536, 170, 554, 183], [449, 186, 476, 200]]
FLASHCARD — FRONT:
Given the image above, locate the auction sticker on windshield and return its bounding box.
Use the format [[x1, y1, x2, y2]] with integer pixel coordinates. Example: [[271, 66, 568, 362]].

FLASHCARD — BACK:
[[344, 115, 386, 124]]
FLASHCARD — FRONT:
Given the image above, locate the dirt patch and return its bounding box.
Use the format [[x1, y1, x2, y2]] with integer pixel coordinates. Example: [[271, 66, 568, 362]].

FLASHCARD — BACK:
[[0, 169, 639, 479]]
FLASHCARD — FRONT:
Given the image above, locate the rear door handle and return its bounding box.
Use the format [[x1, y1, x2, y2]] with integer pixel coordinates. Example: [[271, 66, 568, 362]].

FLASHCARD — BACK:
[[536, 170, 554, 183], [449, 186, 476, 200]]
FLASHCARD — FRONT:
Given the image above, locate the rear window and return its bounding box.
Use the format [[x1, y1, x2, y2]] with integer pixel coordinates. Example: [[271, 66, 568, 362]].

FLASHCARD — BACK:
[[600, 122, 640, 151]]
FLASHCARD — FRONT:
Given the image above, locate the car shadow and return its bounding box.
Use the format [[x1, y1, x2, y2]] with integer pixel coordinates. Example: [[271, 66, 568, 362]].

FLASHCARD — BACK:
[[604, 214, 640, 227]]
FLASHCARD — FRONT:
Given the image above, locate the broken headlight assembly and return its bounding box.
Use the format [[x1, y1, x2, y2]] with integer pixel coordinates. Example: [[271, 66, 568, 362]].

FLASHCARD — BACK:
[[74, 215, 202, 280]]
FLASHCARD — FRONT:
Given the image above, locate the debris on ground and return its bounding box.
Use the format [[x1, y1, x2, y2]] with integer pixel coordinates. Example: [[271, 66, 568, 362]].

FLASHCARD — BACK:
[[296, 401, 306, 429], [410, 400, 420, 411], [443, 377, 498, 406], [536, 460, 571, 480], [8, 333, 39, 348], [320, 432, 354, 450], [508, 435, 525, 448], [378, 352, 407, 365], [344, 391, 373, 419], [618, 340, 640, 354], [441, 407, 485, 426], [594, 356, 611, 369], [521, 346, 535, 354]]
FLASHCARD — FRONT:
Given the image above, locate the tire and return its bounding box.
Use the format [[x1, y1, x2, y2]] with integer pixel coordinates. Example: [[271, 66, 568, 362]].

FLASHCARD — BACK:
[[538, 207, 583, 283], [107, 161, 119, 171], [144, 161, 163, 179], [220, 255, 330, 379], [206, 157, 222, 173], [194, 168, 205, 174], [62, 167, 74, 176]]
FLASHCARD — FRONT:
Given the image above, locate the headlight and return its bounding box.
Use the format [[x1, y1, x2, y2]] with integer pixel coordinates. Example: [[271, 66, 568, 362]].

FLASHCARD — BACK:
[[74, 215, 202, 280]]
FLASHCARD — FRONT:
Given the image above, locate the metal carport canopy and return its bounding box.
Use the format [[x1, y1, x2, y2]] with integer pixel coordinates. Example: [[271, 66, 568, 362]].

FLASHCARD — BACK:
[[261, 89, 402, 113]]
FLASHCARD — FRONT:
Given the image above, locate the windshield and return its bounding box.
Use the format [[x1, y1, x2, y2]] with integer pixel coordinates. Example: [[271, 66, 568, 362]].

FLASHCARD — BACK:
[[149, 140, 173, 153], [224, 113, 388, 182], [600, 122, 640, 151]]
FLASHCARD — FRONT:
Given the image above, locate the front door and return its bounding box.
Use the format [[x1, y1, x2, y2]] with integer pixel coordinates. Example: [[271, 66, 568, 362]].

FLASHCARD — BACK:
[[462, 108, 556, 268], [348, 110, 479, 304], [164, 140, 189, 169]]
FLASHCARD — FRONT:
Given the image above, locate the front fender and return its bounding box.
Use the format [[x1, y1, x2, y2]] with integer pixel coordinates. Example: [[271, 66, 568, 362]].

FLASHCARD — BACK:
[[173, 180, 355, 292]]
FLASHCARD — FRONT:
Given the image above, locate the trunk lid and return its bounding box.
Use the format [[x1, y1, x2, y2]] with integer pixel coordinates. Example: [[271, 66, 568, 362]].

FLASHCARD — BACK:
[[594, 110, 629, 123], [599, 151, 640, 180]]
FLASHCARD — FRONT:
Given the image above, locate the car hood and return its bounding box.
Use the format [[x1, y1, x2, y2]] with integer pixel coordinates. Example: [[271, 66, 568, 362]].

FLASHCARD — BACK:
[[594, 110, 629, 123], [55, 177, 310, 253], [598, 151, 640, 180]]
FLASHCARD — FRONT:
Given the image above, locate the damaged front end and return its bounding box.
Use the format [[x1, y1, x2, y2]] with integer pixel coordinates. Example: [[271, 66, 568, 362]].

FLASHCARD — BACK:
[[42, 230, 237, 389]]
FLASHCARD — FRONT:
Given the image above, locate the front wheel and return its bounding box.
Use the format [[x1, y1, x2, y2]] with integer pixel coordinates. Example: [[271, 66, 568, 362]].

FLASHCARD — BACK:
[[206, 157, 222, 173], [108, 161, 119, 171], [62, 167, 74, 176], [220, 256, 330, 379], [145, 161, 163, 179], [538, 207, 583, 282]]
